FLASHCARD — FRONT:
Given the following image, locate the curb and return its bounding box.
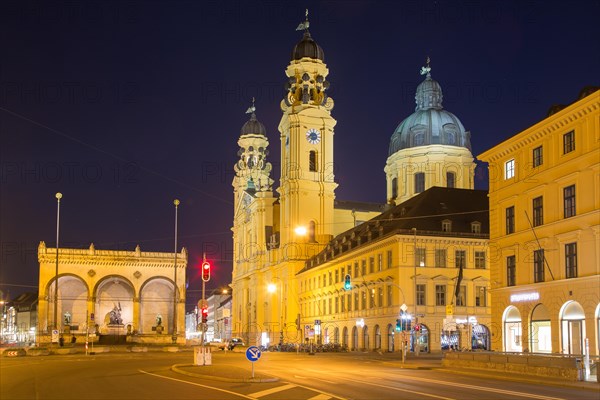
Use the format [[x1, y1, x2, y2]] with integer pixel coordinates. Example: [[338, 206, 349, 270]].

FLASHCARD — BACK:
[[435, 367, 599, 391], [171, 363, 279, 383]]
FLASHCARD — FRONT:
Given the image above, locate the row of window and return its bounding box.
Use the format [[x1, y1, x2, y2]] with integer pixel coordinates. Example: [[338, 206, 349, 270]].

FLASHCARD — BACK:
[[504, 130, 575, 180], [506, 243, 578, 286], [416, 249, 486, 269], [301, 249, 487, 292], [300, 284, 488, 316], [505, 185, 576, 234], [390, 171, 456, 198]]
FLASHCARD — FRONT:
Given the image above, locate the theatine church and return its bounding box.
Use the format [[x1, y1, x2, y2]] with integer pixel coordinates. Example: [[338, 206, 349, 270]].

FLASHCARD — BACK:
[[230, 18, 491, 353]]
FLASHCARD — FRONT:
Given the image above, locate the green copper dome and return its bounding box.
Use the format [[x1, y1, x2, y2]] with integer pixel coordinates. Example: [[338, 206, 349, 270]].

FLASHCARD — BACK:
[[389, 71, 471, 156]]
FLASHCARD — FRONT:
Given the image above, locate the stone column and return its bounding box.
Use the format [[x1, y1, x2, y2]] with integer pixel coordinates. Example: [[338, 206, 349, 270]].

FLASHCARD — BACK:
[[87, 297, 96, 333], [38, 297, 48, 335], [132, 297, 140, 334]]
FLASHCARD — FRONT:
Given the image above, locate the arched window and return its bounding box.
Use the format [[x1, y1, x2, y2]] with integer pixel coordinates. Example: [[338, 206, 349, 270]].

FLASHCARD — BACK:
[[414, 133, 425, 146], [309, 221, 316, 242], [446, 171, 455, 188], [309, 151, 317, 172], [391, 177, 398, 199], [414, 173, 425, 193]]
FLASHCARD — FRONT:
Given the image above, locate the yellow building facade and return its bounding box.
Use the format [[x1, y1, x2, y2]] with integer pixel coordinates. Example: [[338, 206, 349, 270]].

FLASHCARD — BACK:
[[478, 88, 600, 355], [37, 242, 187, 344], [298, 187, 491, 353], [230, 19, 491, 352]]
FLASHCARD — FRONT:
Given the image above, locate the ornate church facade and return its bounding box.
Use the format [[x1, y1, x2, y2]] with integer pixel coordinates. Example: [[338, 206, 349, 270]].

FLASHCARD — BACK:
[[230, 19, 491, 352]]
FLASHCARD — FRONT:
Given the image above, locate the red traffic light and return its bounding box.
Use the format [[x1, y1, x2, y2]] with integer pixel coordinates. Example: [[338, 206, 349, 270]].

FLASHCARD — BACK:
[[201, 306, 208, 323], [201, 261, 211, 282]]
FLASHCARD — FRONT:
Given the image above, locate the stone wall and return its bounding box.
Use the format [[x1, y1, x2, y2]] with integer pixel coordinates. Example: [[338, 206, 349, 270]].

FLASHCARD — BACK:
[[442, 352, 582, 381]]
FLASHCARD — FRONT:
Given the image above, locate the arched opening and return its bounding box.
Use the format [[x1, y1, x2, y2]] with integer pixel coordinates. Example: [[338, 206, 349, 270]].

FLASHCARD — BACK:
[[374, 324, 381, 350], [352, 326, 358, 351], [333, 327, 339, 344], [413, 324, 429, 353], [308, 221, 316, 243], [342, 326, 349, 348], [140, 278, 176, 335], [441, 320, 459, 351], [530, 303, 552, 353], [503, 306, 522, 352], [362, 326, 369, 350], [387, 324, 394, 352], [446, 171, 456, 188], [46, 275, 88, 334], [414, 172, 425, 193], [560, 301, 585, 355], [309, 150, 317, 172], [391, 177, 398, 199], [94, 277, 135, 341], [472, 324, 490, 350]]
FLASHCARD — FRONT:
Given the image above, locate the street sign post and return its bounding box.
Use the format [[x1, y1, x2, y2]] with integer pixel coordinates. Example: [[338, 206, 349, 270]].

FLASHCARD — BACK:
[[51, 329, 59, 344], [246, 346, 262, 379]]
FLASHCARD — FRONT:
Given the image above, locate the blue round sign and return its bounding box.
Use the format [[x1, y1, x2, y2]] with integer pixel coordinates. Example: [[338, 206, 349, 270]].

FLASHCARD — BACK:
[[245, 346, 261, 362]]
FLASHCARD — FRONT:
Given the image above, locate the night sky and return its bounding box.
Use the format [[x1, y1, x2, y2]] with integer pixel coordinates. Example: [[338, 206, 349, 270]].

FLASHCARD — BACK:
[[1, 0, 598, 310]]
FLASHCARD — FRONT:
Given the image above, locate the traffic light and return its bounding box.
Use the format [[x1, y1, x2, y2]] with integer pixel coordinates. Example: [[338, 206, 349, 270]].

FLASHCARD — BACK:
[[201, 260, 211, 282], [414, 323, 421, 332], [201, 306, 208, 323], [395, 319, 401, 332], [343, 274, 352, 291]]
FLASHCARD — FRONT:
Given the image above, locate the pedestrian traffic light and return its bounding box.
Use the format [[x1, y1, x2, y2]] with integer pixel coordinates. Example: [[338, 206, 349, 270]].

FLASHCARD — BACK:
[[343, 274, 352, 291], [201, 306, 208, 323], [201, 260, 211, 282], [395, 319, 401, 332]]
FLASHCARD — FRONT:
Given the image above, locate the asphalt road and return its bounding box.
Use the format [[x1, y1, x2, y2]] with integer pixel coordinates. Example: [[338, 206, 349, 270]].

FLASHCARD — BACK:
[[1, 350, 598, 400]]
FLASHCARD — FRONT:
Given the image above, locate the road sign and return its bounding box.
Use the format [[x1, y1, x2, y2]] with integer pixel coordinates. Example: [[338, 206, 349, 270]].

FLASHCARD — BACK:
[[51, 329, 59, 343], [245, 346, 261, 362]]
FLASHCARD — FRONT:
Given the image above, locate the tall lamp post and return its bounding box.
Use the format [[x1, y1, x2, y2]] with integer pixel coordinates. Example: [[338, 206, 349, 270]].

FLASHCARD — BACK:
[[268, 279, 283, 347], [53, 192, 62, 333], [172, 199, 180, 344], [412, 227, 420, 356]]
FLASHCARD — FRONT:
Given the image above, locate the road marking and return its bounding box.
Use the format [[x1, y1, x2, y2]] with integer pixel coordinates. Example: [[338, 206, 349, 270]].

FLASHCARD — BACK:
[[394, 375, 567, 400], [138, 369, 255, 399], [248, 383, 296, 398], [307, 394, 331, 400], [335, 375, 455, 400]]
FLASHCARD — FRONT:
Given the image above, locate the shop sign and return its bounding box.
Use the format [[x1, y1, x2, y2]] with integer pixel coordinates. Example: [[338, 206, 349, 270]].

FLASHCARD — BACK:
[[510, 292, 539, 303]]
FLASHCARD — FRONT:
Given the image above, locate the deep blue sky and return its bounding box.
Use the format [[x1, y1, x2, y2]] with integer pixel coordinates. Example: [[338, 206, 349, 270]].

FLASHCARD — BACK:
[[1, 0, 598, 310]]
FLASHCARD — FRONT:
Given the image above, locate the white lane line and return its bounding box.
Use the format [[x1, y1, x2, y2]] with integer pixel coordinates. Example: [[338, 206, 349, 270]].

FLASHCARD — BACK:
[[378, 374, 565, 400], [138, 369, 254, 399], [394, 375, 567, 400], [248, 383, 296, 398], [308, 394, 332, 400], [335, 376, 455, 400]]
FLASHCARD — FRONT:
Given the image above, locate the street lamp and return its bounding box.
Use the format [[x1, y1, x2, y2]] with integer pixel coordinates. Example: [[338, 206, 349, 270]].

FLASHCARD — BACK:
[[172, 199, 180, 344], [268, 280, 283, 346], [53, 192, 62, 333], [411, 227, 421, 356]]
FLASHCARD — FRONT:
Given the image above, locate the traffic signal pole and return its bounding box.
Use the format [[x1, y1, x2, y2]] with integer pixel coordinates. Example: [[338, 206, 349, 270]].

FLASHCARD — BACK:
[[202, 278, 206, 346]]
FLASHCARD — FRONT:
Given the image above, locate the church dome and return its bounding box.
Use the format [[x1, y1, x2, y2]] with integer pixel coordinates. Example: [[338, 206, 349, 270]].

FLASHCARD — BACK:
[[292, 30, 324, 61], [241, 112, 266, 136], [388, 71, 471, 156]]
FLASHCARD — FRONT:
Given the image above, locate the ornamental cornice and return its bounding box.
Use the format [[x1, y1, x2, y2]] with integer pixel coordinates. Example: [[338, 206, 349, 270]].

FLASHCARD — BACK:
[[38, 244, 188, 267], [478, 94, 599, 163]]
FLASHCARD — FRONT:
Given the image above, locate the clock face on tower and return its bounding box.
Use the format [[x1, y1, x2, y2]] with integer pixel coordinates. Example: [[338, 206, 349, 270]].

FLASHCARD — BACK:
[[306, 128, 321, 144]]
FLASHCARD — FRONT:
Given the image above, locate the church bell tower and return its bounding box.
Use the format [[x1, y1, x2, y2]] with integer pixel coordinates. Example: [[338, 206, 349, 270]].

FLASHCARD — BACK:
[[277, 11, 337, 252]]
